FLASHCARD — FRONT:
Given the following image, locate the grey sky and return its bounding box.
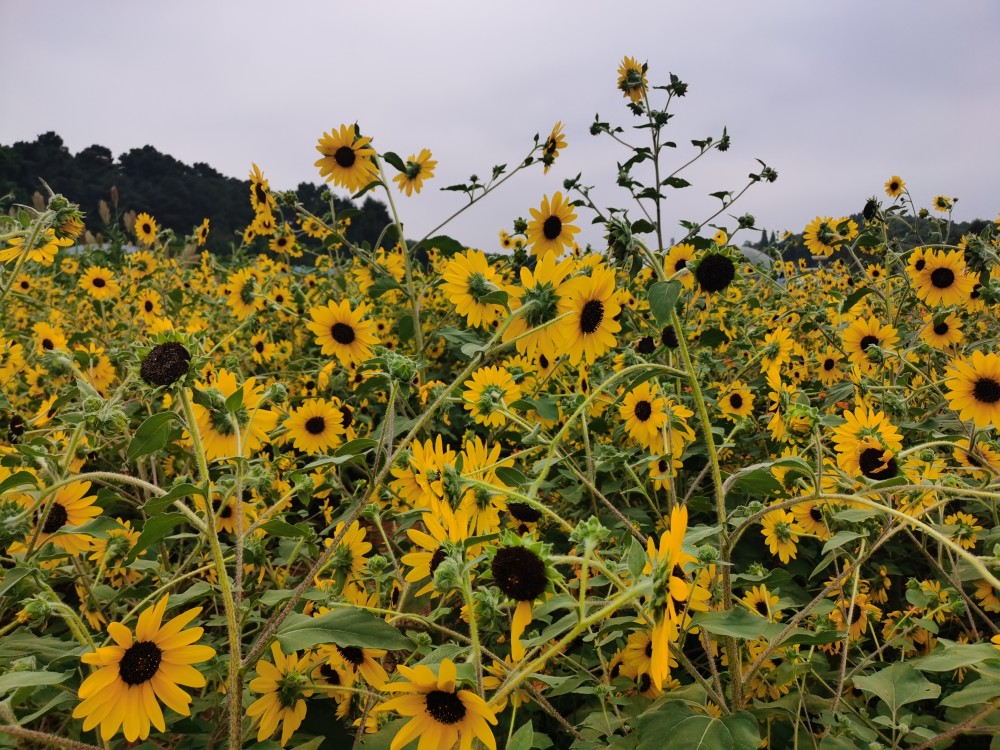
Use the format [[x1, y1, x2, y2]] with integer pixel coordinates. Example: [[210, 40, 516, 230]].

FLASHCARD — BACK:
[[2, 1, 998, 251]]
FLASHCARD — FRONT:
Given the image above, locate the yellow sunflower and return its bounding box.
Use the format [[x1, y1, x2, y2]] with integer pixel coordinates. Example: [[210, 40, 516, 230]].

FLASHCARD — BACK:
[[617, 56, 648, 103], [760, 509, 802, 564], [541, 121, 567, 173], [247, 642, 312, 747], [719, 381, 754, 421], [526, 192, 580, 258], [195, 217, 210, 246], [189, 369, 279, 460], [663, 243, 696, 288], [945, 351, 1000, 428], [307, 299, 379, 366], [910, 249, 976, 306], [556, 265, 622, 364], [134, 212, 158, 245], [249, 163, 276, 214], [921, 312, 963, 350], [842, 316, 899, 373], [884, 175, 905, 198], [502, 252, 574, 360], [392, 148, 437, 196], [743, 584, 782, 621], [283, 398, 346, 453], [402, 508, 473, 597], [10, 480, 100, 556], [441, 249, 509, 328], [315, 123, 379, 193], [80, 266, 120, 301], [377, 658, 497, 750], [72, 595, 215, 742], [620, 380, 668, 453], [831, 404, 903, 480], [463, 366, 521, 428]]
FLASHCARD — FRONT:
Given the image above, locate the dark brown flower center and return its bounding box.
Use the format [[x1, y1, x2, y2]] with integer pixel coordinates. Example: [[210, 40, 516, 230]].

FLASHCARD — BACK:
[[425, 689, 466, 725], [144, 300, 154, 312], [339, 406, 354, 428], [542, 215, 562, 240], [305, 416, 327, 435], [331, 323, 356, 345], [40, 502, 68, 534], [119, 641, 162, 685], [729, 393, 743, 409], [933, 322, 949, 335], [492, 546, 547, 601], [858, 447, 898, 480], [823, 358, 835, 370], [334, 146, 356, 168], [140, 342, 191, 387], [335, 644, 364, 666], [754, 599, 770, 617], [92, 277, 106, 288], [507, 502, 541, 523], [634, 400, 653, 421], [580, 300, 605, 334], [858, 335, 879, 352], [429, 547, 447, 575], [973, 377, 1000, 404], [930, 268, 955, 289]]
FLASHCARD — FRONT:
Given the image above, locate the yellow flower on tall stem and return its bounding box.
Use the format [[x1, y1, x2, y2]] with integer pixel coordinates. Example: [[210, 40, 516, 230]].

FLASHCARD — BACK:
[[503, 252, 573, 360], [315, 123, 379, 192], [10, 481, 100, 556], [526, 192, 579, 258], [72, 595, 215, 742], [188, 369, 278, 461], [307, 299, 379, 366], [761, 509, 803, 564], [392, 148, 437, 196], [620, 380, 668, 453], [541, 121, 566, 173], [557, 266, 622, 364], [377, 658, 497, 750], [442, 249, 509, 328], [463, 366, 521, 428], [247, 642, 313, 747], [617, 56, 648, 102], [80, 266, 120, 300], [945, 351, 1000, 428], [283, 398, 345, 453]]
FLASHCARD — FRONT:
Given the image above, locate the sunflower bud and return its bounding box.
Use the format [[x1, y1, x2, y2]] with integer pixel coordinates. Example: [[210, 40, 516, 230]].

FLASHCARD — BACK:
[[569, 516, 610, 548], [432, 556, 463, 593]]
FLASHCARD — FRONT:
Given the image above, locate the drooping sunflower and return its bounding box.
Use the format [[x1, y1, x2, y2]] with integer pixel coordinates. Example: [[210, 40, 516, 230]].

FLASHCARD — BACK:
[[463, 366, 521, 428], [932, 194, 953, 213], [831, 404, 903, 481], [841, 316, 899, 373], [0, 228, 72, 265], [247, 642, 312, 747], [884, 175, 905, 198], [910, 249, 976, 306], [620, 380, 669, 453], [315, 124, 379, 193], [442, 249, 509, 328], [489, 535, 558, 661], [72, 595, 216, 742], [945, 511, 983, 550], [249, 163, 276, 214], [80, 266, 120, 301], [719, 381, 754, 421], [953, 438, 1000, 477], [10, 480, 100, 555], [401, 508, 473, 597], [283, 398, 345, 453], [541, 121, 567, 173], [617, 56, 648, 103], [526, 192, 580, 258], [556, 266, 622, 364], [377, 658, 497, 750], [392, 148, 437, 196], [829, 593, 881, 640], [134, 212, 158, 245], [195, 217, 210, 246], [307, 299, 379, 366], [945, 351, 1000, 428]]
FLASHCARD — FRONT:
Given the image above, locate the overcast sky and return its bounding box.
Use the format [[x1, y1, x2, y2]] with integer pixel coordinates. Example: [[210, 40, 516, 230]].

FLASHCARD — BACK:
[[2, 1, 998, 251]]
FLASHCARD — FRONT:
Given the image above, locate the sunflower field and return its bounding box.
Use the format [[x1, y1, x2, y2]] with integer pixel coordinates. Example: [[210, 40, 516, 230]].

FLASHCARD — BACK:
[[2, 58, 1000, 750]]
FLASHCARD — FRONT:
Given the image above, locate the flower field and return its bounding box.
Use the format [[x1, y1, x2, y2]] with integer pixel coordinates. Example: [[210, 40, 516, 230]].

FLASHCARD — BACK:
[[2, 59, 1000, 750]]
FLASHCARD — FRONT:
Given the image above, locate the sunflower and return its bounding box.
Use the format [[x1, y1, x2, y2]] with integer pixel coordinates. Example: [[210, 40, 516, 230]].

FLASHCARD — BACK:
[[199, 492, 257, 535], [921, 312, 963, 349], [526, 192, 580, 258], [829, 593, 881, 640], [249, 163, 276, 214], [503, 252, 573, 360], [0, 228, 72, 265], [134, 212, 158, 245], [842, 316, 899, 373], [189, 369, 279, 460], [541, 121, 567, 173], [80, 266, 120, 301], [269, 228, 298, 257], [247, 642, 312, 747], [455, 436, 513, 537], [719, 381, 753, 421], [490, 535, 558, 661], [315, 123, 379, 193], [815, 348, 844, 386], [617, 56, 648, 103], [620, 629, 669, 681], [284, 398, 345, 453], [945, 511, 983, 550], [803, 216, 838, 256], [760, 327, 794, 372], [129, 249, 158, 278], [760, 509, 802, 564], [663, 243, 696, 288], [620, 380, 669, 453], [377, 658, 497, 750], [831, 405, 903, 480], [326, 640, 389, 689], [442, 249, 509, 328], [463, 366, 521, 428], [790, 498, 831, 540], [195, 218, 210, 246], [307, 299, 379, 366], [392, 148, 437, 196], [11, 480, 100, 555], [136, 289, 163, 321], [557, 266, 622, 364], [315, 520, 371, 593], [884, 175, 905, 198], [945, 351, 1000, 428], [224, 268, 266, 320], [402, 508, 473, 597], [743, 584, 782, 621], [72, 595, 216, 742], [910, 249, 976, 306], [932, 194, 953, 212], [953, 438, 1000, 477]]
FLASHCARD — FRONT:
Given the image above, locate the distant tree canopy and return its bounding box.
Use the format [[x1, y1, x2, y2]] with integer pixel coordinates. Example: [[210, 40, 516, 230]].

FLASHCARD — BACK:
[[0, 131, 392, 253]]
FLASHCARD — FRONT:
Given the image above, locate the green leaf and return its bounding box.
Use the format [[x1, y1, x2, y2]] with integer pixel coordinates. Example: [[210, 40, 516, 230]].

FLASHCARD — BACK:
[[508, 720, 534, 750], [127, 411, 179, 462], [421, 235, 465, 257], [647, 280, 682, 326], [381, 151, 406, 173], [495, 466, 527, 488], [224, 387, 244, 413], [627, 537, 647, 580], [0, 670, 69, 696], [941, 677, 1000, 707], [126, 513, 187, 563], [0, 470, 37, 495], [337, 438, 379, 457], [694, 609, 784, 640], [478, 289, 509, 307], [662, 176, 691, 189], [397, 314, 414, 343], [822, 530, 864, 555], [143, 482, 205, 516], [853, 663, 941, 715], [840, 287, 872, 314], [59, 516, 125, 539], [261, 520, 312, 538], [370, 276, 402, 298], [634, 703, 760, 750], [276, 609, 412, 653], [0, 566, 31, 596], [915, 642, 1000, 672]]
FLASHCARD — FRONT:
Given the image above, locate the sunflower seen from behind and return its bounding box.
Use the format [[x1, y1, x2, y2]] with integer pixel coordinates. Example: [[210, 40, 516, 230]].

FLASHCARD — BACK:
[[442, 248, 509, 328], [188, 368, 279, 461], [247, 641, 313, 747], [617, 56, 648, 103], [541, 121, 567, 173], [502, 252, 573, 361], [307, 299, 379, 366], [463, 365, 521, 428], [391, 148, 437, 196], [72, 594, 215, 743]]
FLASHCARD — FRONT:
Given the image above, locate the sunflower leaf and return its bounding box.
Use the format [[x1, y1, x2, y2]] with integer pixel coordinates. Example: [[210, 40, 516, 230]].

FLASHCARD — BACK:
[[381, 151, 406, 173], [647, 281, 682, 326], [0, 470, 38, 495], [853, 663, 940, 715], [143, 482, 205, 516], [127, 411, 179, 462], [0, 670, 69, 696], [276, 609, 411, 652], [126, 512, 186, 564]]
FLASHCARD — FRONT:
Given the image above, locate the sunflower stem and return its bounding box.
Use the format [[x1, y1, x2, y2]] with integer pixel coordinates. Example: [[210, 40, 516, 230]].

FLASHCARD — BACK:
[[0, 211, 51, 309], [460, 571, 485, 697]]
